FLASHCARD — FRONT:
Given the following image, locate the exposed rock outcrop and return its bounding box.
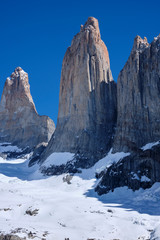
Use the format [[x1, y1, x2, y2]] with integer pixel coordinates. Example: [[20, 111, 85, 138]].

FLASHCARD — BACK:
[[0, 67, 55, 151], [41, 17, 117, 165], [0, 234, 25, 240], [113, 35, 160, 152], [96, 142, 160, 195]]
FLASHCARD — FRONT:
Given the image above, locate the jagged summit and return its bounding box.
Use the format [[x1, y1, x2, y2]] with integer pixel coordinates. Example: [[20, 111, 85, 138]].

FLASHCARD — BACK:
[[0, 67, 37, 114], [82, 17, 100, 36], [84, 16, 99, 28], [71, 17, 110, 68], [9, 67, 29, 82], [132, 35, 149, 53], [131, 34, 160, 54], [0, 67, 55, 150], [12, 66, 25, 74], [9, 67, 29, 85]]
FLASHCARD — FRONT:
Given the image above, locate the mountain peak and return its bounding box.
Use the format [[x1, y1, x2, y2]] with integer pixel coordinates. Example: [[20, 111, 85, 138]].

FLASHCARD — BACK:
[[4, 67, 36, 113], [0, 68, 55, 150], [41, 17, 116, 164], [14, 66, 23, 72], [132, 35, 149, 52], [83, 17, 100, 32]]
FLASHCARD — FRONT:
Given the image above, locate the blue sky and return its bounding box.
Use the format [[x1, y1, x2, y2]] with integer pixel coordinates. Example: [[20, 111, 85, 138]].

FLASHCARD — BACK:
[[0, 0, 159, 124]]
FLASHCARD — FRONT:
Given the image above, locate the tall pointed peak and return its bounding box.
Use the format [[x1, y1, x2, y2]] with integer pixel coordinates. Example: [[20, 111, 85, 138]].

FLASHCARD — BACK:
[[0, 67, 55, 150], [1, 67, 36, 113], [70, 17, 110, 66], [41, 17, 116, 165]]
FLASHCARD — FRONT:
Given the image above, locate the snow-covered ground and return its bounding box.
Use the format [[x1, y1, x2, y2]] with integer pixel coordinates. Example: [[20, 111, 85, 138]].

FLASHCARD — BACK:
[[41, 152, 75, 167], [0, 144, 160, 240]]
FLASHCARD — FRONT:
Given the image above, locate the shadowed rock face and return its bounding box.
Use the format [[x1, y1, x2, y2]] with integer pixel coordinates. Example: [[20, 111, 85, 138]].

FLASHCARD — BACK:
[[42, 17, 117, 164], [0, 67, 55, 150], [113, 35, 160, 152], [96, 143, 160, 195], [96, 35, 160, 195]]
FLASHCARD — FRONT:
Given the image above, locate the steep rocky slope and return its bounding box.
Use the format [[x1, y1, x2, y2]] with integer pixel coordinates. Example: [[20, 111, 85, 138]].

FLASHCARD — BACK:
[[96, 142, 160, 195], [41, 17, 117, 166], [96, 35, 160, 194], [113, 35, 160, 153], [0, 67, 55, 151]]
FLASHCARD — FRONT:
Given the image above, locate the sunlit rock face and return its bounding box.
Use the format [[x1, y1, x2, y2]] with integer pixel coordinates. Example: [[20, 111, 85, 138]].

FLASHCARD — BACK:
[[113, 35, 160, 152], [42, 17, 117, 165], [0, 67, 55, 150]]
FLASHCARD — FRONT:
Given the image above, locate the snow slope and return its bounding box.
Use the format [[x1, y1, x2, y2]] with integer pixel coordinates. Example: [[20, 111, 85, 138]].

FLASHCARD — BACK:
[[41, 152, 74, 167], [76, 149, 130, 179], [1, 173, 160, 240], [0, 148, 160, 239]]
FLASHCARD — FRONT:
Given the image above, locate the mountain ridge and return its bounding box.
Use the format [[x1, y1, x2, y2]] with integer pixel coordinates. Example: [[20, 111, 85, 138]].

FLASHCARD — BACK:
[[0, 17, 159, 195]]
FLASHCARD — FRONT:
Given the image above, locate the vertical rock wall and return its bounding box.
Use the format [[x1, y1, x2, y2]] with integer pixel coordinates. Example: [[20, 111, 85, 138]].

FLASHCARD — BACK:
[[43, 17, 117, 163], [113, 35, 160, 152]]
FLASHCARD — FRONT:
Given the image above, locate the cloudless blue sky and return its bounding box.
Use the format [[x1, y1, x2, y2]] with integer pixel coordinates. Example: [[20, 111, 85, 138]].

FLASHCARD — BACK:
[[0, 0, 159, 124]]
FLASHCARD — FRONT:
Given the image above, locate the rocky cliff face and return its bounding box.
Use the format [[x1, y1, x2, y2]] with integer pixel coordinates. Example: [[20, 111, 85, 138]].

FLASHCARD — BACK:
[[0, 67, 55, 150], [96, 35, 160, 194], [113, 35, 160, 152], [42, 17, 117, 165]]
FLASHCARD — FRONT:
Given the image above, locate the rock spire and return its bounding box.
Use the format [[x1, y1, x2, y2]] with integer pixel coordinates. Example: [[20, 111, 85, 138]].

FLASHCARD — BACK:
[[113, 34, 160, 152], [0, 67, 55, 150], [42, 17, 117, 164]]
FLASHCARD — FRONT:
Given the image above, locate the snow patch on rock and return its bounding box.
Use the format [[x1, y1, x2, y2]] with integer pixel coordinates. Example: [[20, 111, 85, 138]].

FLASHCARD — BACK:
[[141, 175, 151, 182], [141, 141, 160, 151], [76, 149, 130, 179], [131, 172, 140, 180]]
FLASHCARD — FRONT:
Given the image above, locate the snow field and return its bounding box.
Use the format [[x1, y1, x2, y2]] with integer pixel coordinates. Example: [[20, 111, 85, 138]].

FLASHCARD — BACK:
[[0, 173, 160, 240], [0, 142, 160, 239]]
